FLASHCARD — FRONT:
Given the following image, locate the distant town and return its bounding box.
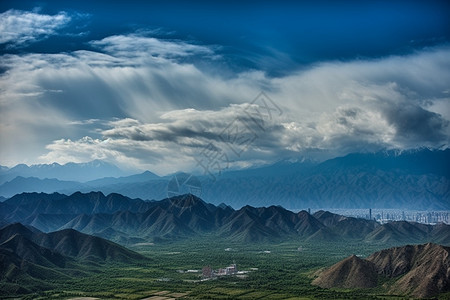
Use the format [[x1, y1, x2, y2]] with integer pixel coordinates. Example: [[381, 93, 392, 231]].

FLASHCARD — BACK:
[[176, 263, 251, 281], [312, 209, 450, 225], [201, 263, 251, 280]]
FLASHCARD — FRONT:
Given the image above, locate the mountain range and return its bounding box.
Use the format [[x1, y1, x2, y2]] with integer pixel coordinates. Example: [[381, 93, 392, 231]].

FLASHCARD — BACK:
[[0, 160, 131, 184], [1, 191, 449, 298], [1, 192, 448, 245], [0, 222, 147, 294], [313, 243, 450, 298], [1, 149, 449, 209]]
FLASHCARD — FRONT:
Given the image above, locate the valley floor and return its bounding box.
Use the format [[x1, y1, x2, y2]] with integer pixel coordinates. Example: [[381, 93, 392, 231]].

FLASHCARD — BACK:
[[4, 238, 450, 300]]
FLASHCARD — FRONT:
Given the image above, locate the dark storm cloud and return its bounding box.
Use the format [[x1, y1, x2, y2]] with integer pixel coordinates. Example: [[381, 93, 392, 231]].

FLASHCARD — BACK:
[[383, 103, 449, 145]]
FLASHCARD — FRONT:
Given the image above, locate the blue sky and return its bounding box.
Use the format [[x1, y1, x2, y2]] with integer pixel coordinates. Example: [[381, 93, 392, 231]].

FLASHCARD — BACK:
[[2, 1, 450, 73], [0, 0, 449, 174]]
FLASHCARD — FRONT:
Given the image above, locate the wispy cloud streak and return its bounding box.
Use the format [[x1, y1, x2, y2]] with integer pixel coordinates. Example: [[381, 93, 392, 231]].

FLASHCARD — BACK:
[[0, 9, 71, 47]]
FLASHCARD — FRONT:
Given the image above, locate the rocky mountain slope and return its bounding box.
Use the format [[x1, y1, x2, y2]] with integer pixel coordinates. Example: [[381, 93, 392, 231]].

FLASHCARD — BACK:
[[313, 243, 450, 298], [0, 223, 148, 294]]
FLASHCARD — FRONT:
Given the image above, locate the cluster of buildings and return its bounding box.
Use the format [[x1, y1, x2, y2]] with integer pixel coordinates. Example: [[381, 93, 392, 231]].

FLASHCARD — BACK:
[[202, 263, 237, 278], [322, 208, 449, 225], [370, 209, 449, 224]]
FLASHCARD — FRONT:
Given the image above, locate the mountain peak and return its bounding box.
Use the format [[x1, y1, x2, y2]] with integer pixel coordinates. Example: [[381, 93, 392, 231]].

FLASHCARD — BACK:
[[316, 243, 450, 298], [312, 254, 378, 289], [169, 193, 206, 209], [218, 203, 232, 210]]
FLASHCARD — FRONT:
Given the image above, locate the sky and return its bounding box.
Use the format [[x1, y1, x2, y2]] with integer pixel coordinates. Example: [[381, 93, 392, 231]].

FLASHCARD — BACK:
[[0, 0, 449, 175]]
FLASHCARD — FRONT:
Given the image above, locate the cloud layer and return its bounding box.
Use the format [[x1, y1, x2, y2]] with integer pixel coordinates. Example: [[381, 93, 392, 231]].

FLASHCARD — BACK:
[[0, 10, 449, 174], [0, 9, 71, 47]]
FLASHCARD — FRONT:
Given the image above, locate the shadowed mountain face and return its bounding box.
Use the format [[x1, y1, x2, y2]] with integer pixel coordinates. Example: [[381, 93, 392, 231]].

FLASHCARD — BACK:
[[0, 233, 68, 269], [313, 243, 450, 298], [1, 192, 449, 245], [0, 191, 155, 220], [218, 206, 280, 242], [1, 149, 449, 209], [0, 223, 147, 263], [314, 210, 380, 240], [0, 223, 148, 294]]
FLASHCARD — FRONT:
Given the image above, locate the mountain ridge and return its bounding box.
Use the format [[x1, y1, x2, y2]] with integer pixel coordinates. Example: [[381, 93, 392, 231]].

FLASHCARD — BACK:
[[1, 192, 448, 246], [0, 160, 130, 184], [2, 149, 448, 209], [0, 222, 149, 294], [0, 223, 147, 263], [313, 243, 450, 298]]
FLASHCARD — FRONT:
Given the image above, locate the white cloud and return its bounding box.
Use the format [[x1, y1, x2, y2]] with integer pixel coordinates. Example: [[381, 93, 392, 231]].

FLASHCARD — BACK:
[[0, 30, 449, 172], [91, 34, 217, 59], [38, 104, 286, 174], [0, 9, 71, 46]]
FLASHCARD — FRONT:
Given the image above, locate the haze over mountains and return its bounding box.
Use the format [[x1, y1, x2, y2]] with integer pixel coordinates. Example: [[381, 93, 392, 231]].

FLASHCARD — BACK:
[[1, 149, 449, 209], [0, 160, 130, 184], [1, 192, 449, 245], [1, 149, 448, 299]]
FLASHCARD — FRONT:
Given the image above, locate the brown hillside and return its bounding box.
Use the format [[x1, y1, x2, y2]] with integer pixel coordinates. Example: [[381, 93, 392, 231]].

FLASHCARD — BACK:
[[314, 243, 450, 298], [368, 243, 450, 298], [312, 255, 378, 289]]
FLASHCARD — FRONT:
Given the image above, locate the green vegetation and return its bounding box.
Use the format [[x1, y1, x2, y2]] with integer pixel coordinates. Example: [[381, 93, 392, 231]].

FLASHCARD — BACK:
[[4, 237, 445, 299]]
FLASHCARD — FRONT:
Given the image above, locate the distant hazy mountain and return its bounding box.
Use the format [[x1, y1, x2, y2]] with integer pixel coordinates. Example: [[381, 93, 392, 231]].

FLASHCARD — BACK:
[[1, 149, 448, 209], [313, 243, 450, 298], [0, 171, 165, 199], [201, 148, 450, 209], [84, 170, 160, 186], [0, 160, 129, 184], [1, 192, 448, 245], [218, 157, 316, 179], [0, 176, 85, 198]]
